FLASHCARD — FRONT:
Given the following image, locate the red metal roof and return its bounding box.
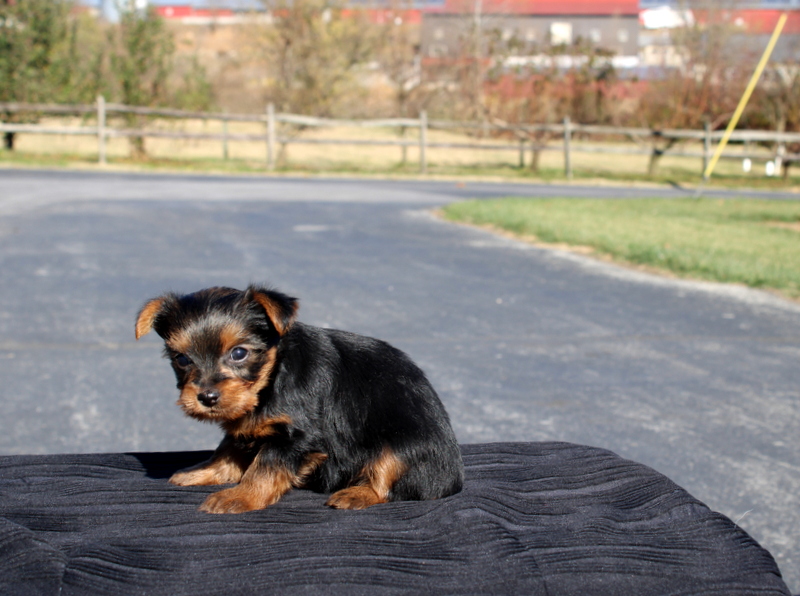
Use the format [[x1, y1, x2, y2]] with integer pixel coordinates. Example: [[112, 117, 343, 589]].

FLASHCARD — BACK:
[[439, 0, 638, 16], [342, 8, 423, 24], [693, 9, 800, 35], [155, 5, 235, 18]]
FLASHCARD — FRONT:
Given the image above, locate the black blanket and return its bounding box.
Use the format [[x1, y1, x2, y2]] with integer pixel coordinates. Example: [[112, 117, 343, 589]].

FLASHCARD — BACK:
[[0, 442, 789, 595]]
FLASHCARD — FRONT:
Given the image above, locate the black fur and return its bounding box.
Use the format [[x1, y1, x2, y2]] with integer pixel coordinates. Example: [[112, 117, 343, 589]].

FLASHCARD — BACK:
[[136, 284, 464, 512], [268, 322, 463, 500]]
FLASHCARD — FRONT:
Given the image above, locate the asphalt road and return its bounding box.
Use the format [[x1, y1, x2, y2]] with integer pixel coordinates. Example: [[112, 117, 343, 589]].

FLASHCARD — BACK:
[[1, 169, 799, 591]]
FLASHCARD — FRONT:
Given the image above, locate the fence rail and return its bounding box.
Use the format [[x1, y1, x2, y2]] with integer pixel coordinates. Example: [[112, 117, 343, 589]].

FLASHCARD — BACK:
[[2, 98, 798, 175]]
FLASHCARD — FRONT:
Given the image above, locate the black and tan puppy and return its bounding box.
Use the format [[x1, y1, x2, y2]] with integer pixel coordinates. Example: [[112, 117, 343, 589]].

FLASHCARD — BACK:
[[135, 285, 464, 514]]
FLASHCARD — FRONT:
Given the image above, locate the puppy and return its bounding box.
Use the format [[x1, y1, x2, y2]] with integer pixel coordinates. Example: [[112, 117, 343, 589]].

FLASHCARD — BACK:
[[135, 285, 464, 513]]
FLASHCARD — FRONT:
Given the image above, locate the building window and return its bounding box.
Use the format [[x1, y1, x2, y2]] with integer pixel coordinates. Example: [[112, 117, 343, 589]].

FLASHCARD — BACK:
[[590, 28, 601, 43], [433, 27, 445, 40], [617, 28, 629, 43], [550, 22, 572, 46], [525, 29, 536, 42]]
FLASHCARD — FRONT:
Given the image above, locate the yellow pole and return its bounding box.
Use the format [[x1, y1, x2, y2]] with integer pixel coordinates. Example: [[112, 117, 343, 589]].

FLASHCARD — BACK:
[[702, 12, 788, 181]]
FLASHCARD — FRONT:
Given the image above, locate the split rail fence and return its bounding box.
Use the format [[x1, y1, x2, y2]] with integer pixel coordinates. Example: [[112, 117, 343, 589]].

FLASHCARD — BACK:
[[2, 98, 799, 177]]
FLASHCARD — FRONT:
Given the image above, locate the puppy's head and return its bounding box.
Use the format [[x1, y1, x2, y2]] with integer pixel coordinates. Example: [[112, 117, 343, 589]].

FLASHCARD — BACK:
[[135, 285, 298, 422]]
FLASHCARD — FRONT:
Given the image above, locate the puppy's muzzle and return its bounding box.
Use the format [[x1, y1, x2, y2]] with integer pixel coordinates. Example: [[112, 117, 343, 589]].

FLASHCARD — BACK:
[[197, 389, 221, 408]]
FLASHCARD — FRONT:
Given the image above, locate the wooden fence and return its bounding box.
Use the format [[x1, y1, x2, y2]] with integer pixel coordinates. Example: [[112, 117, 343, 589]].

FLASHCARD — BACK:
[[2, 98, 799, 177]]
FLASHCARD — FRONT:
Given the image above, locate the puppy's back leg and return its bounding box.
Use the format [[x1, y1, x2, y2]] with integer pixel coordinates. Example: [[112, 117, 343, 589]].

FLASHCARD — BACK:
[[326, 448, 407, 510]]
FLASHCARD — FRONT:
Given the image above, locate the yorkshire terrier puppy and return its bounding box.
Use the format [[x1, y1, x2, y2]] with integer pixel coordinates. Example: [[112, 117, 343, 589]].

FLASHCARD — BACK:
[[135, 285, 464, 513]]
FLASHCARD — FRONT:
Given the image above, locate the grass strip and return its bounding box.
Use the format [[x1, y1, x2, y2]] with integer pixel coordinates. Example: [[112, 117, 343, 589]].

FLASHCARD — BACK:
[[442, 197, 800, 299], [3, 148, 800, 191]]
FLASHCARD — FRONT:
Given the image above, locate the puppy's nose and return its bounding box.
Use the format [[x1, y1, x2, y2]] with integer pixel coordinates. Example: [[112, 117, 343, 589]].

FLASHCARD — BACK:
[[197, 389, 220, 408]]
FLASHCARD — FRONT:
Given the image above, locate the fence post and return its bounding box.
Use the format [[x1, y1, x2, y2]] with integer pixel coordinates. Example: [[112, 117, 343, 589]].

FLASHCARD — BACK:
[[563, 116, 572, 179], [97, 95, 106, 165], [222, 113, 229, 161], [776, 141, 786, 176], [518, 137, 525, 168], [419, 110, 428, 174], [530, 141, 541, 172], [702, 120, 711, 176], [266, 103, 276, 171]]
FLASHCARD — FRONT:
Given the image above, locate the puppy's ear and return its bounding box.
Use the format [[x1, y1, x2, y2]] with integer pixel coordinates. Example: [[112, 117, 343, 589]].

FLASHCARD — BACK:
[[246, 285, 299, 336], [135, 296, 170, 340]]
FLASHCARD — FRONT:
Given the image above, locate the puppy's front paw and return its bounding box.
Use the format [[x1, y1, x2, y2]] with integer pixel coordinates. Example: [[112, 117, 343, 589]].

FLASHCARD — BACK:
[[169, 459, 246, 486], [199, 485, 279, 514], [170, 470, 201, 486], [326, 486, 385, 510], [170, 468, 220, 486]]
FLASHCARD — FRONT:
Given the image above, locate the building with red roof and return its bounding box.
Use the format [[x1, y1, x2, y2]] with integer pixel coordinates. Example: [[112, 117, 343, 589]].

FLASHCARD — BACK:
[[437, 0, 638, 16], [639, 4, 800, 67], [693, 8, 800, 35], [421, 0, 640, 63]]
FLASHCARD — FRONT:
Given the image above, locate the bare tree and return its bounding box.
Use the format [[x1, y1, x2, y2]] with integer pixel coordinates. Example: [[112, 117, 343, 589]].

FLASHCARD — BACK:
[[754, 57, 800, 177], [374, 2, 421, 118], [253, 0, 381, 117], [639, 0, 754, 130], [107, 3, 212, 158]]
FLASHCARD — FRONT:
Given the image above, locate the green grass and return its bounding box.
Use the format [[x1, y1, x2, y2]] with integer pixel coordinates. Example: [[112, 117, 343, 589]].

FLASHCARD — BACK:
[[442, 197, 800, 300], [3, 148, 800, 191]]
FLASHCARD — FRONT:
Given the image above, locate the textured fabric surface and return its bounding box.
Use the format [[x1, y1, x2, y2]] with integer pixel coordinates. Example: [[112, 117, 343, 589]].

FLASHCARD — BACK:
[[0, 442, 789, 596]]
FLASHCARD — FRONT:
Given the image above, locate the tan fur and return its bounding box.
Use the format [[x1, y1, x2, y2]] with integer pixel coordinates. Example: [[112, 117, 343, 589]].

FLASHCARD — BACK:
[[176, 347, 279, 422], [195, 453, 328, 513], [325, 486, 384, 510], [326, 447, 407, 510], [165, 327, 193, 357], [223, 413, 293, 439], [252, 291, 298, 336], [169, 442, 250, 486], [200, 464, 297, 514], [293, 452, 329, 488], [218, 321, 249, 354], [134, 297, 166, 340]]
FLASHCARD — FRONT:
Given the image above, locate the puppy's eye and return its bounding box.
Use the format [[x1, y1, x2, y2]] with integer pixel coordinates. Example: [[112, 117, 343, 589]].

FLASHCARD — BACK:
[[175, 354, 191, 368], [230, 347, 249, 362]]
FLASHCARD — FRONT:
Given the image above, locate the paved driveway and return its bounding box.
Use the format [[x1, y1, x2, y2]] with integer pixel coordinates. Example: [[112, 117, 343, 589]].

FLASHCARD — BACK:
[[1, 169, 799, 591]]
